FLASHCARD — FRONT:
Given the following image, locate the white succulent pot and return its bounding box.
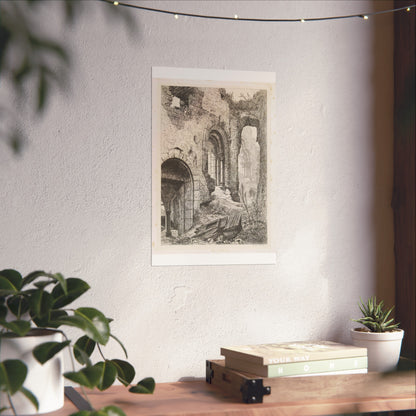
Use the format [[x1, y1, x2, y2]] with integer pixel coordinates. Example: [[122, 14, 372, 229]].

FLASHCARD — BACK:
[[351, 328, 404, 372], [0, 329, 64, 415]]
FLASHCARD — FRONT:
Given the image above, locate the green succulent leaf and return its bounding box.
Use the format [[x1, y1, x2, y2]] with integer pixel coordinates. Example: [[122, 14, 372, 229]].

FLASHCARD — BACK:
[[110, 359, 135, 386], [33, 340, 71, 364], [128, 377, 155, 394], [51, 278, 90, 309], [19, 386, 39, 411], [94, 361, 117, 391], [74, 335, 96, 365], [0, 359, 27, 395], [64, 366, 102, 389], [354, 296, 400, 332], [0, 319, 31, 336]]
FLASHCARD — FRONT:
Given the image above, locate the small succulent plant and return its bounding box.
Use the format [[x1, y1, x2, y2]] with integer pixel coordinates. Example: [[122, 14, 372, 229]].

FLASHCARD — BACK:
[[353, 296, 400, 333]]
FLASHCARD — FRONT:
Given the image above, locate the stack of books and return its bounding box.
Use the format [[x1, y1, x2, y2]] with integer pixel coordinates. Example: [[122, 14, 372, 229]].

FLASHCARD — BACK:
[[220, 340, 368, 378]]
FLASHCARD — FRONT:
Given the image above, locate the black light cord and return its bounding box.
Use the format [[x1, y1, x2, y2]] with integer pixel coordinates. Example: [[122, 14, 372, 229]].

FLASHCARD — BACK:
[[99, 0, 415, 23]]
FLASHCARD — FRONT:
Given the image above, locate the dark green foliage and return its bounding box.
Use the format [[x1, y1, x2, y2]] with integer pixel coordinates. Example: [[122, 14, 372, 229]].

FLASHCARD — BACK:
[[0, 0, 135, 154], [0, 269, 154, 415]]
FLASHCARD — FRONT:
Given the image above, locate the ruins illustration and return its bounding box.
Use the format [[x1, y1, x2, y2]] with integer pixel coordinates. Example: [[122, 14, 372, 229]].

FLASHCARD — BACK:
[[159, 84, 268, 246]]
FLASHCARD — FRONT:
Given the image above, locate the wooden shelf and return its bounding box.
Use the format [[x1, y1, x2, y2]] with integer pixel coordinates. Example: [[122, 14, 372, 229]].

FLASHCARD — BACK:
[[50, 367, 415, 416]]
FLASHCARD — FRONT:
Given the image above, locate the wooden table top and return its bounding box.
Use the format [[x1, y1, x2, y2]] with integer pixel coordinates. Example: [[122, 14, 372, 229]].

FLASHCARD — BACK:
[[50, 371, 416, 416]]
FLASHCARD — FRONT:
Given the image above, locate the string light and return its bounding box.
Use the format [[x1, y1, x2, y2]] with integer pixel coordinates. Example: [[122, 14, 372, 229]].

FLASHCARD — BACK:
[[100, 0, 415, 23]]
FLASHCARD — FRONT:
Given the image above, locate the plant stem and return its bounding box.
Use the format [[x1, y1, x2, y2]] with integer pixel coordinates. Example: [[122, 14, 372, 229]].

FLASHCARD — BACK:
[[61, 332, 94, 411], [7, 393, 17, 416], [97, 343, 106, 361]]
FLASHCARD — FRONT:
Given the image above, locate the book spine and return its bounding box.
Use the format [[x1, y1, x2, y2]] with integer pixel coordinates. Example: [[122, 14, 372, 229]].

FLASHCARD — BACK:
[[225, 356, 368, 377], [221, 346, 368, 365], [285, 368, 368, 377], [267, 356, 368, 377]]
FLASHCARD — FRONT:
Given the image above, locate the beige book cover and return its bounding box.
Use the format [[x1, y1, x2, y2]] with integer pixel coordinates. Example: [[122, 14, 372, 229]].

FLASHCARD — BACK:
[[221, 341, 368, 365]]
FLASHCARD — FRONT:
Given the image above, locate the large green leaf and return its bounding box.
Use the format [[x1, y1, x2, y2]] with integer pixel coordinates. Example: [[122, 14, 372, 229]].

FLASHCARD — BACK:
[[0, 276, 19, 297], [74, 335, 96, 365], [64, 366, 102, 389], [0, 359, 27, 395], [0, 319, 31, 336], [29, 290, 53, 326], [96, 406, 127, 416], [128, 377, 155, 394], [0, 270, 22, 291], [7, 295, 30, 318], [74, 308, 110, 345], [22, 270, 50, 287], [94, 361, 117, 391], [47, 309, 69, 328], [19, 386, 39, 411], [54, 309, 109, 345], [52, 315, 90, 334], [33, 340, 71, 364], [22, 271, 67, 293], [69, 406, 126, 416], [0, 303, 7, 321], [51, 278, 90, 308], [110, 359, 135, 386], [68, 412, 90, 416]]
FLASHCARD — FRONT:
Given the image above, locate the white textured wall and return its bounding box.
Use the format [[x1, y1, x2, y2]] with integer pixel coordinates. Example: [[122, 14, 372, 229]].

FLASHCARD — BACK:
[[0, 1, 394, 383]]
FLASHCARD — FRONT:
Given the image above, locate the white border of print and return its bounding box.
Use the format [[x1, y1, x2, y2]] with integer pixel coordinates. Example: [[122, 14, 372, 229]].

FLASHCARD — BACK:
[[152, 66, 276, 266]]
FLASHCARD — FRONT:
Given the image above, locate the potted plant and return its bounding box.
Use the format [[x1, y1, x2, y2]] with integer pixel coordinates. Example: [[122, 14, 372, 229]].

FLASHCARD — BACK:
[[0, 269, 155, 416], [351, 296, 404, 372]]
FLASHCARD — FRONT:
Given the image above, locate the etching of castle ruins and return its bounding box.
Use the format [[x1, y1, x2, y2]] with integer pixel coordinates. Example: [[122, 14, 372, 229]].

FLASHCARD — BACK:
[[156, 81, 270, 248]]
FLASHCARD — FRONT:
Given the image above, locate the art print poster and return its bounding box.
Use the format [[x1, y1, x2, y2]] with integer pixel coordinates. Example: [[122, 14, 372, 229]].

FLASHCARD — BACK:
[[152, 67, 276, 265]]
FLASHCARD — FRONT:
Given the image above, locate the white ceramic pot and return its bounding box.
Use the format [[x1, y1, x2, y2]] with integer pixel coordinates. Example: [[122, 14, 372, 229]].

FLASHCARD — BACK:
[[351, 328, 404, 372], [0, 329, 64, 415]]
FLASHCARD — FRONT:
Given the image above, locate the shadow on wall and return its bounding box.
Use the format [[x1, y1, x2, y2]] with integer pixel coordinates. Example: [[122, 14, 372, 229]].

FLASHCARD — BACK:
[[371, 4, 395, 307]]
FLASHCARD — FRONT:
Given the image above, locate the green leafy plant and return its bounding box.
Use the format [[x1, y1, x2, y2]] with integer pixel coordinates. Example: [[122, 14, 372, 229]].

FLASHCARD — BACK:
[[0, 269, 155, 416], [353, 296, 400, 333]]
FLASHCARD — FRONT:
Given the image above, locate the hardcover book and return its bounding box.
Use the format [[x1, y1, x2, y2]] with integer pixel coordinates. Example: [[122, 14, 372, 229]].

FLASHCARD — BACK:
[[224, 355, 368, 377], [220, 341, 367, 366]]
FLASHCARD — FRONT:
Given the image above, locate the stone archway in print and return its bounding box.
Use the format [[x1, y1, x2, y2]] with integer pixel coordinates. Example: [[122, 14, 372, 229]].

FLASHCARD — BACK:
[[161, 158, 194, 238]]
